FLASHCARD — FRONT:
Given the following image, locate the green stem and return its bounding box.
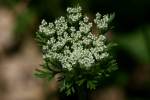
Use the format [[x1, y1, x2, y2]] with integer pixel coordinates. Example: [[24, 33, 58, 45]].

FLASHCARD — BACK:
[[77, 86, 87, 100]]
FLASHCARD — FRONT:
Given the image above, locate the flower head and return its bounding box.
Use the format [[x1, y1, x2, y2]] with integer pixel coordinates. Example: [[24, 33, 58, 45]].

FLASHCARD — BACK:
[[35, 5, 117, 96], [37, 6, 115, 71]]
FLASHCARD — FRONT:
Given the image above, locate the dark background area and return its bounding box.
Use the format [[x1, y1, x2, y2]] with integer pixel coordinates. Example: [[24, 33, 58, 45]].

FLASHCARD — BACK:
[[0, 0, 150, 100]]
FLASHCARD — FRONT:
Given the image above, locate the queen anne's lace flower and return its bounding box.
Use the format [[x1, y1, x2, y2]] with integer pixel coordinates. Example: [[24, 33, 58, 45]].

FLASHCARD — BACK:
[[35, 5, 118, 96], [37, 5, 113, 71]]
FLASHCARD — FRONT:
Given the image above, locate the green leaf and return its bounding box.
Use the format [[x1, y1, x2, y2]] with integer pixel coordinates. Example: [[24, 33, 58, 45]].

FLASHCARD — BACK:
[[76, 79, 85, 86], [34, 69, 52, 79], [87, 80, 97, 90], [66, 89, 72, 96]]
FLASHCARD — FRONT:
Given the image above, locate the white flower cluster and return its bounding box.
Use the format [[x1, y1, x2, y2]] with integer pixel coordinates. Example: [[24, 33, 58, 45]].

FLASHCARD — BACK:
[[94, 13, 110, 29], [67, 6, 82, 22], [38, 6, 112, 71]]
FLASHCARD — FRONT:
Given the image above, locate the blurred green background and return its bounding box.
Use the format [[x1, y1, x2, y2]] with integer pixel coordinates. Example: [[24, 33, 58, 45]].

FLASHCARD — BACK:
[[0, 0, 150, 100]]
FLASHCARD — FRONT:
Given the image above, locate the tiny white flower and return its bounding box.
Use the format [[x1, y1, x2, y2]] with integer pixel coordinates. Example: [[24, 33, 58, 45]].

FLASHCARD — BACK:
[[83, 16, 89, 23], [70, 26, 76, 32], [96, 13, 101, 19], [41, 19, 47, 26]]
